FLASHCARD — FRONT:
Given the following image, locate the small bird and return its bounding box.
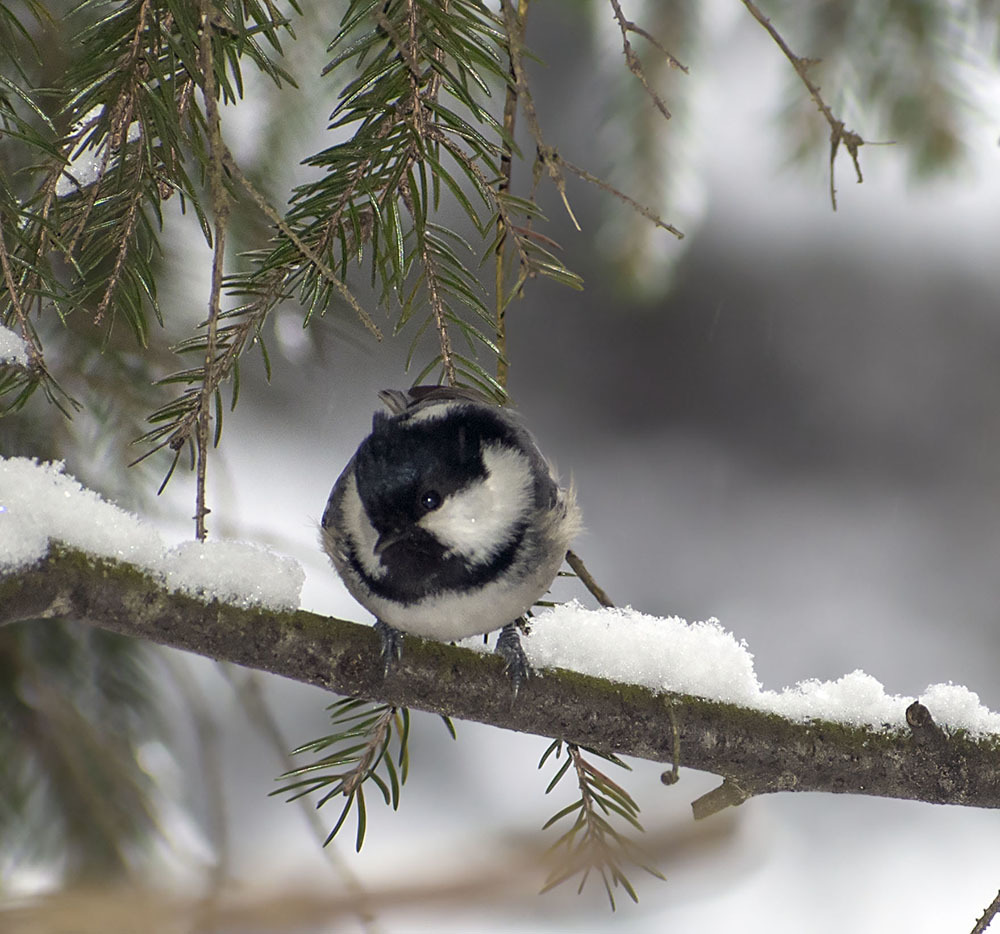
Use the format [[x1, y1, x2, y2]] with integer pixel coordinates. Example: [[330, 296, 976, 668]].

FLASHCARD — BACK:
[[321, 386, 581, 691]]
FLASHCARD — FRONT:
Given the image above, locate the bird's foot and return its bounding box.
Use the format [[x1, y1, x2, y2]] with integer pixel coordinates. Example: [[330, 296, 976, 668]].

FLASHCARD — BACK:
[[495, 621, 530, 699], [373, 619, 403, 676]]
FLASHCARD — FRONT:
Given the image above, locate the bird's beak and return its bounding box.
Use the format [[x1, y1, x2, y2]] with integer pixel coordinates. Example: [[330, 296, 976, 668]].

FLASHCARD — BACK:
[[374, 528, 406, 556]]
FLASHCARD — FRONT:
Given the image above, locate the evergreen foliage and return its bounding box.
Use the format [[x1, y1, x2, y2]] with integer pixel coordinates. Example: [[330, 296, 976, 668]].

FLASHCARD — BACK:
[[1, 0, 998, 911]]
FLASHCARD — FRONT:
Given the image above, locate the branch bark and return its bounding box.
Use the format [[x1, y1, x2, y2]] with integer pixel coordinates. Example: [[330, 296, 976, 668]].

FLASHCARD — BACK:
[[4, 546, 1000, 818]]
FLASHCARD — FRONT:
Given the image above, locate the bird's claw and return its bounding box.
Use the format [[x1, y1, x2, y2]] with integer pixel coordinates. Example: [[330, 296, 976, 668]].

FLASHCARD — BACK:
[[495, 622, 530, 699], [373, 619, 403, 676]]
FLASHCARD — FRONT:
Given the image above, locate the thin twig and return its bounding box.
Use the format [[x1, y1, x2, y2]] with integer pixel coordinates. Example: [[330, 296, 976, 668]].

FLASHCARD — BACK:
[[0, 213, 76, 413], [342, 707, 396, 798], [499, 0, 580, 231], [569, 744, 597, 821], [93, 186, 142, 327], [413, 0, 460, 385], [555, 155, 683, 239], [196, 2, 229, 541], [740, 0, 864, 210], [494, 0, 530, 391], [606, 0, 686, 120], [972, 889, 1000, 934], [62, 132, 114, 260], [402, 0, 455, 385], [565, 548, 615, 608], [222, 149, 381, 338], [418, 233, 458, 387], [429, 127, 538, 273], [613, 8, 688, 73], [27, 173, 61, 322], [0, 214, 39, 367]]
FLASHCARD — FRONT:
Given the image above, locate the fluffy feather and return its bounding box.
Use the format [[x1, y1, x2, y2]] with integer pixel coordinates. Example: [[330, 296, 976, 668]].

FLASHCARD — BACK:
[[321, 388, 581, 642]]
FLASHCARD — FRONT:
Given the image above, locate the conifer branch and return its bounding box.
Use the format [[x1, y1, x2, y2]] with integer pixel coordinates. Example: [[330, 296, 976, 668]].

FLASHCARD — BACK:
[[0, 206, 75, 413], [194, 0, 231, 541], [417, 223, 458, 387], [540, 741, 663, 908], [94, 184, 143, 328], [499, 0, 577, 231], [275, 699, 411, 852], [0, 218, 35, 365], [62, 132, 113, 261], [23, 178, 61, 323], [222, 150, 381, 338]]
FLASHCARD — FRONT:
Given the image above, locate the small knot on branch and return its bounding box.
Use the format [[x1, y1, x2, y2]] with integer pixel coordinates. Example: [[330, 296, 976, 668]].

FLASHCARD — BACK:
[[691, 778, 750, 820], [905, 701, 948, 748]]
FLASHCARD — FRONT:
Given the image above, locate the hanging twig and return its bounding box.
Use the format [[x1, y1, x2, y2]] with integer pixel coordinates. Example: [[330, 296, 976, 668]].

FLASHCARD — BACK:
[[499, 0, 580, 231], [195, 2, 229, 541], [93, 185, 143, 327], [740, 0, 864, 210], [554, 155, 684, 239], [606, 0, 686, 120], [494, 0, 531, 390]]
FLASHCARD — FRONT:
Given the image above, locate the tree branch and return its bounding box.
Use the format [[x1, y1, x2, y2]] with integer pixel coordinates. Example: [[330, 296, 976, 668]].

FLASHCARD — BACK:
[[972, 888, 1000, 934], [196, 1, 228, 541], [741, 0, 865, 210], [606, 0, 685, 120], [4, 546, 1000, 819]]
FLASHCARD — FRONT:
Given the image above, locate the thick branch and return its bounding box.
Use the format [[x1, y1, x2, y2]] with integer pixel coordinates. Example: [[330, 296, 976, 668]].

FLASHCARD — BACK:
[[4, 546, 1000, 818]]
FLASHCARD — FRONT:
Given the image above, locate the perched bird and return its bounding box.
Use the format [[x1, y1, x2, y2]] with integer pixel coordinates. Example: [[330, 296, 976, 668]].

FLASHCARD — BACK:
[[321, 386, 581, 690]]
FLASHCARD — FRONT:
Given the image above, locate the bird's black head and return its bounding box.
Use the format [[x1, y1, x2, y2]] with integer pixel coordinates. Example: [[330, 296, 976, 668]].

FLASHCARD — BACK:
[[343, 397, 556, 603], [354, 405, 508, 542]]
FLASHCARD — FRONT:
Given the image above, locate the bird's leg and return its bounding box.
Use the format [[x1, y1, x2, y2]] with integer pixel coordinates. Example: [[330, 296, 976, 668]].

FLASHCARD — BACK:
[[373, 619, 404, 676], [495, 620, 530, 698]]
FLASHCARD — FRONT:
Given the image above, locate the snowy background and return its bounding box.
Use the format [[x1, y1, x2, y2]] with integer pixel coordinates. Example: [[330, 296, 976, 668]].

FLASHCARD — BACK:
[[7, 2, 1000, 932]]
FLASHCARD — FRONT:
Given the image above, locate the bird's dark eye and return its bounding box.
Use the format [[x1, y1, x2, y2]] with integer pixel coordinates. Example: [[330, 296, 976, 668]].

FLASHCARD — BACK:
[[420, 489, 442, 511]]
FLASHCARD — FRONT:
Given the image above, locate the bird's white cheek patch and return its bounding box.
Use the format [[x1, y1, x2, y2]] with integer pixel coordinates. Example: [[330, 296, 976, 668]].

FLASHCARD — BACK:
[[341, 474, 385, 579], [419, 443, 533, 565]]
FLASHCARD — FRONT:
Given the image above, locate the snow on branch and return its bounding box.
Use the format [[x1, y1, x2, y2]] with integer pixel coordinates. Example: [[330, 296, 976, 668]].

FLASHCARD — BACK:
[[3, 544, 1000, 819], [3, 455, 1000, 817], [0, 457, 302, 610], [0, 326, 29, 366]]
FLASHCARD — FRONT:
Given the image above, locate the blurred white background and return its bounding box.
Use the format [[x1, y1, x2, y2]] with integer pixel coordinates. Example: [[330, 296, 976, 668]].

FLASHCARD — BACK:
[[14, 0, 1000, 931]]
